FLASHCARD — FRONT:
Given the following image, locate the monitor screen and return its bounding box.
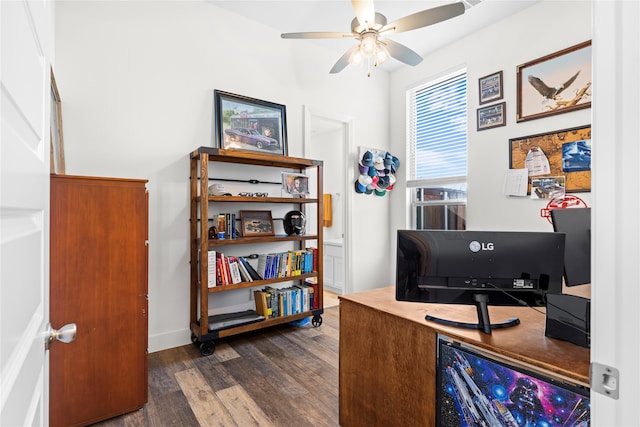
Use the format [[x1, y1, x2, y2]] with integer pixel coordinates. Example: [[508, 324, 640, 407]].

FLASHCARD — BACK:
[[396, 230, 565, 333], [550, 208, 591, 287], [437, 337, 590, 426]]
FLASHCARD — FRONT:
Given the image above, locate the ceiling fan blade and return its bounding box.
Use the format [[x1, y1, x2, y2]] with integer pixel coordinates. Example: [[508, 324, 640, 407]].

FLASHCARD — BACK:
[[330, 45, 359, 74], [383, 2, 465, 34], [352, 0, 376, 29], [382, 39, 423, 66], [281, 31, 353, 39]]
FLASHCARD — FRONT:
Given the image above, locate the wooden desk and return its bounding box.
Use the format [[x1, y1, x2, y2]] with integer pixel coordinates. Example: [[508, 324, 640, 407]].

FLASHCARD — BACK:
[[339, 286, 590, 427]]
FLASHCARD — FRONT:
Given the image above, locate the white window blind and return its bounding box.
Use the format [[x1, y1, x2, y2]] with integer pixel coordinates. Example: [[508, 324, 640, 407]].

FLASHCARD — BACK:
[[407, 69, 468, 230], [407, 70, 468, 185]]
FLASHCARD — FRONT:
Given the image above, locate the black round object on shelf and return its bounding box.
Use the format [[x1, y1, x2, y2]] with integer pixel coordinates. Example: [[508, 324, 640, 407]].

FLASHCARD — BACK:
[[283, 210, 306, 236]]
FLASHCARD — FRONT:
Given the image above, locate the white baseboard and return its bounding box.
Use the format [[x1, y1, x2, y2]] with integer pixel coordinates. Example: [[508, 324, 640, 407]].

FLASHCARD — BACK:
[[149, 328, 191, 353]]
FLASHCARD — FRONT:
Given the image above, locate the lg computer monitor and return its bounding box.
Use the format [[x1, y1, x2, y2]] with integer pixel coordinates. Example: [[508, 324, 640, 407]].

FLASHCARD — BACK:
[[550, 207, 591, 287], [396, 230, 565, 334]]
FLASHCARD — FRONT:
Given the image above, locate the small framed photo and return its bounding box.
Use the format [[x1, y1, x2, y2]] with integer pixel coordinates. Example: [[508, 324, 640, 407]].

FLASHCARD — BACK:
[[239, 210, 274, 237], [214, 90, 288, 156], [478, 70, 503, 104], [476, 102, 506, 131], [281, 172, 309, 198]]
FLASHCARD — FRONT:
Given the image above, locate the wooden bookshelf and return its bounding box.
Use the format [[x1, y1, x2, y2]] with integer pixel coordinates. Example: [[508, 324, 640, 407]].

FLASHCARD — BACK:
[[189, 147, 324, 356]]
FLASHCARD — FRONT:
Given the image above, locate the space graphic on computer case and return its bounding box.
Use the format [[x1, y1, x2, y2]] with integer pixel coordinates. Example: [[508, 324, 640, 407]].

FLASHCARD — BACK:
[[437, 339, 590, 426]]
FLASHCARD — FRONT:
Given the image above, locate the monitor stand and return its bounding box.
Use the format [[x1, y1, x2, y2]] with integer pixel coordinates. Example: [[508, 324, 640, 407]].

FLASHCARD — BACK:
[[424, 294, 520, 334]]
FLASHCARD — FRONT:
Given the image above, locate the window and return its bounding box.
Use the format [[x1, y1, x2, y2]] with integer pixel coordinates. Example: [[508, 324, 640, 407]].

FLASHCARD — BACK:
[[407, 69, 467, 230]]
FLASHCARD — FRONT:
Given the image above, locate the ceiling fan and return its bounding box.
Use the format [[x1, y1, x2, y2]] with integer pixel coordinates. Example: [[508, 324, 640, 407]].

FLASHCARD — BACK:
[[281, 0, 466, 75]]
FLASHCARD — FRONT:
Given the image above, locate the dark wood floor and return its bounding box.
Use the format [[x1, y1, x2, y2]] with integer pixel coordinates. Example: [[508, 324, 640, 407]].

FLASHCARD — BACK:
[[91, 305, 339, 427]]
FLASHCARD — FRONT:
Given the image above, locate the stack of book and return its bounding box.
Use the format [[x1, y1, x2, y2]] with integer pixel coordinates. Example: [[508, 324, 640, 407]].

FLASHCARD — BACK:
[[253, 283, 316, 318], [205, 249, 318, 287], [256, 250, 315, 280], [207, 251, 262, 287]]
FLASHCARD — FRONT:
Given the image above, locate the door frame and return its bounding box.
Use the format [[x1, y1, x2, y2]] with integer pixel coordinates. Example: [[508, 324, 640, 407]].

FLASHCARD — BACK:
[[303, 106, 353, 295]]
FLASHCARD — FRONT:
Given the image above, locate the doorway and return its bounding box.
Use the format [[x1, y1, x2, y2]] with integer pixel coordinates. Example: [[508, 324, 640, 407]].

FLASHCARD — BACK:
[[304, 106, 352, 297]]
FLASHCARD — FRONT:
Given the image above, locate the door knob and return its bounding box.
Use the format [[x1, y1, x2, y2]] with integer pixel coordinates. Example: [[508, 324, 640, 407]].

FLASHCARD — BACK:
[[46, 323, 77, 350]]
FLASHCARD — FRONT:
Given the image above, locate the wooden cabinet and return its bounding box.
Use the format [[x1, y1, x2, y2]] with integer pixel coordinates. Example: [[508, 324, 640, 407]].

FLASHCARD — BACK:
[[50, 175, 148, 427], [189, 147, 324, 356]]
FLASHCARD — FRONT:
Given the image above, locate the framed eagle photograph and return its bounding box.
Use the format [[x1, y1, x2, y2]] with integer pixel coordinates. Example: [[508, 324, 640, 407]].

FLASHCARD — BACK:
[[517, 40, 591, 122]]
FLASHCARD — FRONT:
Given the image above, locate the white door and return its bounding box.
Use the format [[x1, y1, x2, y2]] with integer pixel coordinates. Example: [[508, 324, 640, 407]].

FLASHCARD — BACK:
[[304, 106, 353, 294], [1, 1, 52, 425], [591, 2, 640, 424]]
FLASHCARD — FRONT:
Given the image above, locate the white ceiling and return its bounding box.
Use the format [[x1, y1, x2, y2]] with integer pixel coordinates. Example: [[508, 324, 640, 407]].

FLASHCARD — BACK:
[[210, 0, 540, 72]]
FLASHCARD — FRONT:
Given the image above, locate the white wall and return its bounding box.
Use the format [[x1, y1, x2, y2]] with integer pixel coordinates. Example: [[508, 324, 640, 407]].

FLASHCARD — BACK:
[[389, 1, 592, 237], [54, 0, 392, 352]]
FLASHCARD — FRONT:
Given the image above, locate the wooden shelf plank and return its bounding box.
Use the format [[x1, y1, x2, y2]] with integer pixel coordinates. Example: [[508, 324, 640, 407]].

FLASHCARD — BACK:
[[216, 310, 322, 338], [207, 272, 318, 293], [190, 147, 322, 169], [203, 235, 319, 247], [205, 195, 319, 203]]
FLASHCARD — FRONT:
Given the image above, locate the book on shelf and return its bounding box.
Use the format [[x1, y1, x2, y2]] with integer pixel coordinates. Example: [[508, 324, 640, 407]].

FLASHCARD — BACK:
[[306, 247, 319, 272], [305, 278, 319, 310], [235, 257, 253, 282], [207, 250, 216, 288], [254, 290, 271, 318], [227, 257, 242, 284], [258, 253, 278, 280], [262, 287, 283, 318], [215, 256, 224, 286], [294, 283, 311, 312], [231, 213, 237, 239], [238, 257, 262, 281]]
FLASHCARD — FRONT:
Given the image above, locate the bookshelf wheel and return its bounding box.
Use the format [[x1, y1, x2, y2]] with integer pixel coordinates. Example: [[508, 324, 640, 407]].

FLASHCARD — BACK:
[[200, 341, 215, 356], [311, 315, 323, 327], [191, 333, 199, 344]]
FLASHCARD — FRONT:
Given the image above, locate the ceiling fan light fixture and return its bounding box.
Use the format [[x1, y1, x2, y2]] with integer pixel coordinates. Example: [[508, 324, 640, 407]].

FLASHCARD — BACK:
[[282, 1, 466, 75], [349, 48, 364, 66], [375, 42, 389, 64], [360, 33, 377, 58]]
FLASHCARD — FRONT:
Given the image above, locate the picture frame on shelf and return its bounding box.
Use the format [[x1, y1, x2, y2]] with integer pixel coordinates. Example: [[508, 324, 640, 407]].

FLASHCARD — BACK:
[[239, 210, 275, 237], [281, 172, 309, 198], [477, 102, 506, 131], [214, 90, 288, 156], [509, 124, 591, 194], [517, 40, 592, 122], [478, 70, 503, 105]]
